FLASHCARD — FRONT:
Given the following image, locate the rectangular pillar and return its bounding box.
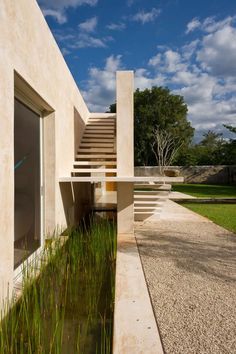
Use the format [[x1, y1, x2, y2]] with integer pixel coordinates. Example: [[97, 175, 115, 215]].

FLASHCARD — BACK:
[[117, 183, 133, 235], [116, 71, 134, 234], [116, 71, 134, 177]]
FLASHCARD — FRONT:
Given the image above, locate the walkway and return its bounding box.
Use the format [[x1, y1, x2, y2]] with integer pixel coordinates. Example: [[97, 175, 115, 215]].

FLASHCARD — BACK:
[[135, 199, 236, 354]]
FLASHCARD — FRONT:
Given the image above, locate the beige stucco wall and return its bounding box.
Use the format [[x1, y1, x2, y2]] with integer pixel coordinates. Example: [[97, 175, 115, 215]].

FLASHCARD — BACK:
[[0, 0, 90, 304]]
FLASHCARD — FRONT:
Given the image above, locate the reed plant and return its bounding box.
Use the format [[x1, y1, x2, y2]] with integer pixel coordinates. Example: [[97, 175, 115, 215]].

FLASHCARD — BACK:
[[0, 217, 116, 353]]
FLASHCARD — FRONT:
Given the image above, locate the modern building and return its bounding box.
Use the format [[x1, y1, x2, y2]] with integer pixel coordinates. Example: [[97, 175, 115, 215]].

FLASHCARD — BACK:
[[0, 0, 182, 322]]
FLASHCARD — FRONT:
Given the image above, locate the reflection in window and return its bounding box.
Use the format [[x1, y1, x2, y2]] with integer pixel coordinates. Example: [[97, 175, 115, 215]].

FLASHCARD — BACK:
[[14, 99, 41, 269]]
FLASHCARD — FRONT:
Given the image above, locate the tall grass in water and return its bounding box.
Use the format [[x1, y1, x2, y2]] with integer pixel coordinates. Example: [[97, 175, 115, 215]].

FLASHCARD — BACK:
[[0, 218, 116, 353]]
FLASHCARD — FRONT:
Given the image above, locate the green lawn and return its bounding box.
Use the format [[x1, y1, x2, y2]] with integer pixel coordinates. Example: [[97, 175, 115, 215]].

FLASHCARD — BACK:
[[183, 203, 236, 233], [173, 184, 236, 198]]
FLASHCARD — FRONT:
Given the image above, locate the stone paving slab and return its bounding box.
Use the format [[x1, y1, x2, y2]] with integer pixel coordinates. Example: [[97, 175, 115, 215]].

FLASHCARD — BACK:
[[135, 201, 236, 354]]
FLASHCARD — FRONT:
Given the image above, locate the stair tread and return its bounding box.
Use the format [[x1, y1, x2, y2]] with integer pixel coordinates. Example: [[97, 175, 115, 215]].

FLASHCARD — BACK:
[[134, 207, 162, 210], [134, 201, 164, 204], [78, 149, 115, 152], [76, 154, 116, 158], [74, 161, 116, 166], [72, 168, 117, 173], [80, 143, 114, 147], [134, 211, 161, 214], [83, 134, 114, 137], [134, 195, 168, 199]]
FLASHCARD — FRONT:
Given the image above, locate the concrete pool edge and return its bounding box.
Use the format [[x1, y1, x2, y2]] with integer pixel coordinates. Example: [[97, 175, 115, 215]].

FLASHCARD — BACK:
[[113, 232, 164, 354]]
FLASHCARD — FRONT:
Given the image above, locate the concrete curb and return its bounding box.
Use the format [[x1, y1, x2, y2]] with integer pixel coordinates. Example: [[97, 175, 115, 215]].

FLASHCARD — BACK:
[[113, 233, 163, 354]]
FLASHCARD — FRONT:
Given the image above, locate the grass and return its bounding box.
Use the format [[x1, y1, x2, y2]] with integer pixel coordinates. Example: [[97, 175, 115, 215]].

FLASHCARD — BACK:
[[0, 217, 116, 353], [172, 184, 236, 198], [183, 203, 236, 233]]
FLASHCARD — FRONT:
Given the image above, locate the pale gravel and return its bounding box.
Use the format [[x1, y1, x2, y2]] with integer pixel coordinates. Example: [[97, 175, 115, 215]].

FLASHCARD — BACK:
[[136, 209, 236, 354]]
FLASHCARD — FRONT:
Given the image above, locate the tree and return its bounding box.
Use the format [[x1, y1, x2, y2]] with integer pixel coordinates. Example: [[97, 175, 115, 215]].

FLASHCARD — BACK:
[[151, 128, 183, 174], [222, 125, 236, 165], [109, 86, 194, 165]]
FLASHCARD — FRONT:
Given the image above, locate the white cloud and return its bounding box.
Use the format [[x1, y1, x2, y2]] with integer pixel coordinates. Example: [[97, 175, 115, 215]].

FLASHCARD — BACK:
[[186, 17, 201, 34], [197, 25, 236, 76], [201, 16, 236, 33], [39, 0, 97, 11], [69, 33, 107, 48], [42, 9, 67, 24], [132, 8, 161, 24], [79, 17, 97, 32], [149, 49, 187, 73], [148, 53, 162, 67], [82, 55, 122, 111], [106, 22, 126, 31], [185, 15, 236, 34], [38, 0, 97, 23], [80, 15, 236, 137]]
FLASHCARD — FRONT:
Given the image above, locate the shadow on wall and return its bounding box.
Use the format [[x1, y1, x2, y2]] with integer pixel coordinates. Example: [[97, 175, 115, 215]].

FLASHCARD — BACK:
[[74, 108, 86, 158], [59, 182, 94, 228]]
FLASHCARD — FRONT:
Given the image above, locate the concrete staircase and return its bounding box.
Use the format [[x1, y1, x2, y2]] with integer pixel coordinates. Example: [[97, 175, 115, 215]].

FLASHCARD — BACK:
[[72, 114, 117, 177], [134, 183, 171, 221]]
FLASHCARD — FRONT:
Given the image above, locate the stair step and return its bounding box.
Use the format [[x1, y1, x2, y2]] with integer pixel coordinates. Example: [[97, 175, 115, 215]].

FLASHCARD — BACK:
[[84, 131, 114, 135], [86, 126, 114, 130], [72, 168, 117, 173], [134, 206, 161, 211], [76, 154, 116, 159], [74, 161, 116, 166], [134, 195, 167, 199], [87, 122, 115, 126], [83, 134, 114, 138], [134, 201, 164, 205], [134, 211, 161, 214], [78, 148, 115, 153], [80, 143, 114, 147], [89, 113, 116, 119], [134, 191, 169, 195], [82, 138, 114, 142], [88, 117, 115, 121]]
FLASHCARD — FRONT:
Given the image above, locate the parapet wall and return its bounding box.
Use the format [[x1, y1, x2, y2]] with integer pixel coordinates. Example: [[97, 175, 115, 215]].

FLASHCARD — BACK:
[[134, 166, 236, 185]]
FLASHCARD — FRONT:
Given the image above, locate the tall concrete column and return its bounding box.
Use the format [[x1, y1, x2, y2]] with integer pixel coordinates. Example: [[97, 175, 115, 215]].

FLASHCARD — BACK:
[[116, 71, 134, 177], [116, 71, 134, 234]]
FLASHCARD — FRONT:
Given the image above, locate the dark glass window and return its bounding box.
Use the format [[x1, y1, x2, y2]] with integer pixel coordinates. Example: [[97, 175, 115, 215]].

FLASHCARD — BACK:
[[14, 99, 41, 268]]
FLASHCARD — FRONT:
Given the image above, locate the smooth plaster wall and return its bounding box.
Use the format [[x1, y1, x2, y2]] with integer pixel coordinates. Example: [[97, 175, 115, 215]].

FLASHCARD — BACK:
[[0, 0, 90, 303]]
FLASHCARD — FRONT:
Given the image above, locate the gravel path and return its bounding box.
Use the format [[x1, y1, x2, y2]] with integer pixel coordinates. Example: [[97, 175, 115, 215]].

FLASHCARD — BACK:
[[135, 201, 236, 354]]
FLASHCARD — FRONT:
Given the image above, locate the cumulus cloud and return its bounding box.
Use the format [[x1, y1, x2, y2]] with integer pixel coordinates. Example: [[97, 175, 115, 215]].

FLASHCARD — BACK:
[[80, 15, 236, 136], [69, 33, 107, 48], [42, 9, 67, 24], [132, 8, 161, 24], [38, 0, 97, 23], [197, 25, 236, 76], [82, 55, 122, 111], [106, 22, 126, 31], [79, 17, 97, 32], [39, 0, 97, 10], [186, 17, 201, 34]]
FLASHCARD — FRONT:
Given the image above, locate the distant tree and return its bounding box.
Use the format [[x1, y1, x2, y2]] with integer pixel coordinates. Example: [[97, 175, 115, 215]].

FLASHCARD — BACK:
[[109, 86, 194, 165], [222, 124, 236, 165], [151, 127, 183, 174]]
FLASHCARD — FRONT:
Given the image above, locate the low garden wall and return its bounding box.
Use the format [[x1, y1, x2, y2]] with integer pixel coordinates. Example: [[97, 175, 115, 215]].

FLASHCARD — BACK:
[[134, 165, 236, 185]]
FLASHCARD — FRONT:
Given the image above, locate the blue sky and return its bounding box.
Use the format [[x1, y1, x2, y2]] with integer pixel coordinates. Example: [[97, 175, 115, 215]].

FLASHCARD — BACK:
[[37, 0, 236, 140]]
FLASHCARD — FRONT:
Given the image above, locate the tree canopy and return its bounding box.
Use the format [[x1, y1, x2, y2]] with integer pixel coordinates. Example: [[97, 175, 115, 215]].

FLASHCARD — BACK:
[[109, 86, 194, 165]]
